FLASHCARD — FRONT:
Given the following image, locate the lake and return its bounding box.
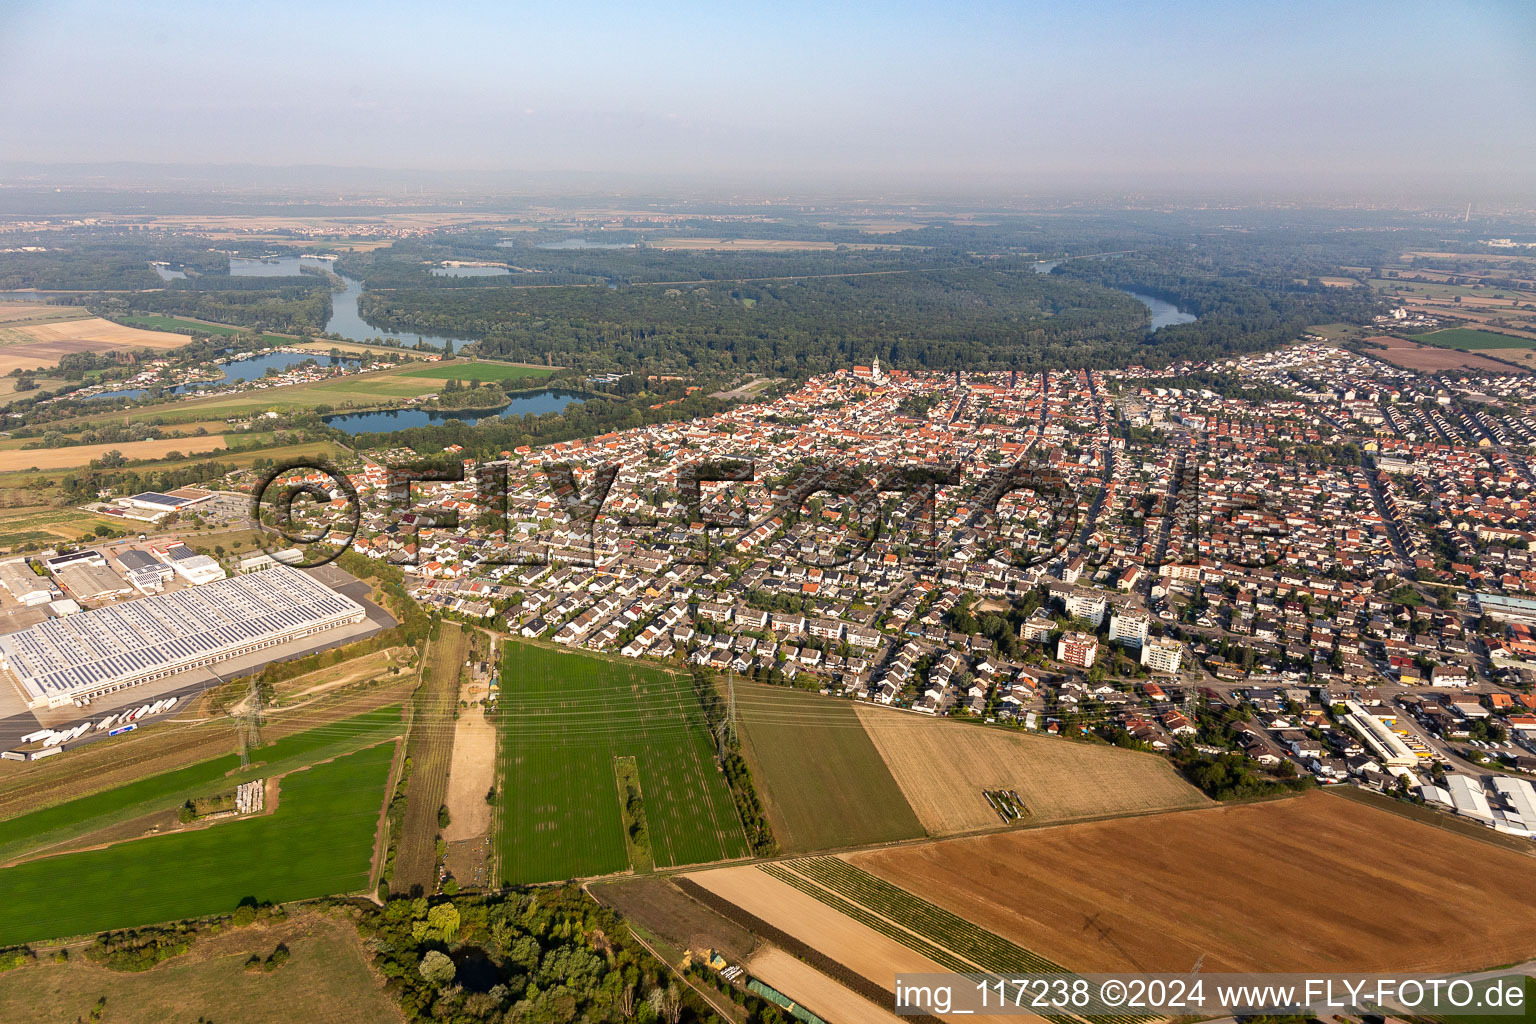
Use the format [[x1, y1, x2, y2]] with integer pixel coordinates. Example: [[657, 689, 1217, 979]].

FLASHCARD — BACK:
[[431, 265, 511, 278], [180, 350, 358, 390], [149, 263, 186, 281], [229, 255, 334, 277], [87, 351, 358, 400], [323, 388, 587, 434]]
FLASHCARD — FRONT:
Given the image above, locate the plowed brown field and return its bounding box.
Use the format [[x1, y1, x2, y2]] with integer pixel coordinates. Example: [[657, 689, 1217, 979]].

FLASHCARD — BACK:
[[848, 791, 1536, 973]]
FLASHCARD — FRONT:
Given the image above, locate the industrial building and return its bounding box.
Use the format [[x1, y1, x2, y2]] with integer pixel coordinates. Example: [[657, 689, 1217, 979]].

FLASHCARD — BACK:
[[1473, 592, 1536, 625], [1446, 774, 1496, 824], [1343, 698, 1419, 769], [0, 560, 55, 606], [154, 542, 226, 585], [113, 548, 174, 594], [53, 561, 132, 603], [0, 564, 365, 709]]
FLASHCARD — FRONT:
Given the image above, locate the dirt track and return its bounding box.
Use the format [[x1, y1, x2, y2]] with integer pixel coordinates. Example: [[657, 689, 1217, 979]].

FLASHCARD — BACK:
[[442, 707, 495, 842]]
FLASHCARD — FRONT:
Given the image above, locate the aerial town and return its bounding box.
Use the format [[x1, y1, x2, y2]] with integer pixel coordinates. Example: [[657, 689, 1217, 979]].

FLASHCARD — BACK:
[[10, 341, 1534, 840], [4, 4, 1535, 1019]]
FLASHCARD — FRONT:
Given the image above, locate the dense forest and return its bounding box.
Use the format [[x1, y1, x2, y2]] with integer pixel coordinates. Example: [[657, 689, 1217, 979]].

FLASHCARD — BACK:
[[111, 281, 332, 332], [359, 263, 1156, 374], [0, 209, 1448, 381], [356, 887, 793, 1024]]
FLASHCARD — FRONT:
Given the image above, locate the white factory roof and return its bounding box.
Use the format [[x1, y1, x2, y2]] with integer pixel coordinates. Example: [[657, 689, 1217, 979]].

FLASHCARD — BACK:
[[1446, 773, 1495, 823], [1492, 776, 1536, 831], [0, 565, 362, 707]]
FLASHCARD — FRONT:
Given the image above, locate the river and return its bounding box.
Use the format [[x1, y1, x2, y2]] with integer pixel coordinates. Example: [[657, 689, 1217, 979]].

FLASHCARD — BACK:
[[226, 255, 472, 352], [322, 388, 587, 433], [1033, 260, 1195, 330]]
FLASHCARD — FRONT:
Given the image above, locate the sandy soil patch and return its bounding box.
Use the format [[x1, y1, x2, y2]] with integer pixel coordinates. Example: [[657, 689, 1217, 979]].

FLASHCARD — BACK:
[[847, 791, 1536, 974], [853, 705, 1206, 835], [682, 865, 960, 1015], [443, 707, 496, 842], [747, 946, 906, 1024], [1, 436, 228, 472]]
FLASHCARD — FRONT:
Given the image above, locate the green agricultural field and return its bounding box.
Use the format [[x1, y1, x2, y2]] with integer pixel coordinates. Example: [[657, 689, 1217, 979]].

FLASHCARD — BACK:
[[119, 314, 248, 336], [1414, 327, 1536, 350], [0, 740, 395, 947], [495, 643, 747, 885], [0, 706, 403, 866], [734, 684, 923, 851], [403, 361, 554, 382]]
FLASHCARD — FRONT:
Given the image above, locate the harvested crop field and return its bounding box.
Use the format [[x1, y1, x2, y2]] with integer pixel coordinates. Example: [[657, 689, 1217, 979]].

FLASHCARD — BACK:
[[0, 309, 191, 373], [679, 864, 958, 1016], [847, 791, 1536, 974], [854, 705, 1207, 835], [1363, 335, 1522, 373], [746, 946, 905, 1024], [737, 685, 922, 852], [0, 436, 228, 472]]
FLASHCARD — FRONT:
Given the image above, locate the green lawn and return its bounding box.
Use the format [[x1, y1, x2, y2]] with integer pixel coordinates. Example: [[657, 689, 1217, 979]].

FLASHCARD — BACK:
[[1414, 327, 1536, 350], [0, 706, 403, 866], [495, 643, 747, 885], [735, 683, 923, 851], [403, 361, 554, 382], [0, 741, 395, 946], [119, 315, 248, 336]]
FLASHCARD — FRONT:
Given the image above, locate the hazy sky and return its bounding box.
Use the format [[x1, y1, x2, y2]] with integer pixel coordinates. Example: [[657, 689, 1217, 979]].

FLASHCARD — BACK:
[[2, 0, 1533, 194]]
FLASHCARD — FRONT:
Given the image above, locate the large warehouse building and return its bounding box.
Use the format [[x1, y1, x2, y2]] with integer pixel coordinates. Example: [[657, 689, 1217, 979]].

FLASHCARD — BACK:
[[0, 564, 365, 709]]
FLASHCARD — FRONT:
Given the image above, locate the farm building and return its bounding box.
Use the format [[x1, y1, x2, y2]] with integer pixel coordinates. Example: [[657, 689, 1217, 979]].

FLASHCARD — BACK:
[[0, 565, 365, 709]]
